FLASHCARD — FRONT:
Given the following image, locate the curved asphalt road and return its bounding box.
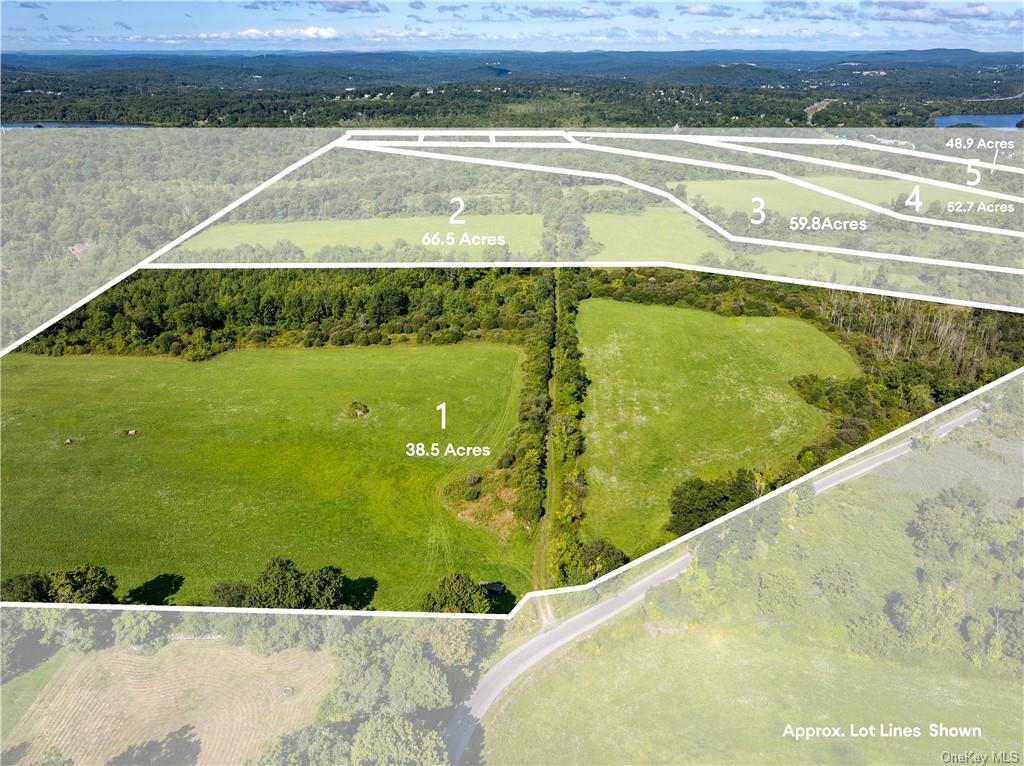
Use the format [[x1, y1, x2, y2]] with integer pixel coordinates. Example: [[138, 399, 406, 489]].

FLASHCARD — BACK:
[[444, 549, 692, 762], [445, 405, 985, 763]]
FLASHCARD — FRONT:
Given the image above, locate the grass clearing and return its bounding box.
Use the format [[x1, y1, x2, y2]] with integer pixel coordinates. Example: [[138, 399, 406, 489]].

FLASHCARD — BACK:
[[2, 642, 333, 765], [1, 650, 68, 744], [576, 298, 860, 554], [1, 345, 531, 609], [484, 433, 1023, 764], [482, 617, 1020, 765], [175, 213, 544, 258], [586, 207, 939, 293], [586, 207, 870, 277], [682, 175, 986, 216]]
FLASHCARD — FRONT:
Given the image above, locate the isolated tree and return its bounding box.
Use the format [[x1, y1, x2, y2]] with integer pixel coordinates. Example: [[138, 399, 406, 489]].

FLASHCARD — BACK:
[[246, 557, 307, 609], [581, 538, 628, 579], [47, 564, 117, 604], [419, 573, 490, 614]]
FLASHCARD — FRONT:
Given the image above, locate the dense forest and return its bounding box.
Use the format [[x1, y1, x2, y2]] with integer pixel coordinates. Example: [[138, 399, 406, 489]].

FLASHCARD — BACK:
[[3, 49, 1022, 127], [16, 266, 1024, 597]]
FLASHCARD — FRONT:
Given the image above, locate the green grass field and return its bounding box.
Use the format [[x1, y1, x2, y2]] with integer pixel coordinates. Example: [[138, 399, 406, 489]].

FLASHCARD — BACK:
[[0, 345, 531, 609], [585, 208, 873, 280], [484, 434, 1023, 765], [1, 650, 67, 743], [482, 618, 1020, 765], [584, 205, 942, 294], [175, 213, 544, 258], [576, 299, 860, 554], [682, 174, 989, 217]]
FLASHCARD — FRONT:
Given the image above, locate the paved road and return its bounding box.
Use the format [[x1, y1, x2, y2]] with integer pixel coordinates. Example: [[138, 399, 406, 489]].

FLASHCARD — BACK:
[[444, 549, 692, 762], [812, 407, 982, 493], [445, 405, 985, 763]]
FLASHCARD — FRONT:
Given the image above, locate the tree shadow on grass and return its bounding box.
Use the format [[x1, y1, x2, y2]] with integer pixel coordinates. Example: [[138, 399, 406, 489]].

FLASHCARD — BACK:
[[487, 586, 517, 615], [344, 576, 378, 610], [1, 742, 30, 764], [105, 724, 200, 766], [125, 574, 184, 606], [1, 639, 58, 683]]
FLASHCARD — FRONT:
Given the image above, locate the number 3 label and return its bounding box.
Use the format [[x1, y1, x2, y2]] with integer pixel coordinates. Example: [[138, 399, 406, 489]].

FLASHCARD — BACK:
[[750, 197, 766, 225]]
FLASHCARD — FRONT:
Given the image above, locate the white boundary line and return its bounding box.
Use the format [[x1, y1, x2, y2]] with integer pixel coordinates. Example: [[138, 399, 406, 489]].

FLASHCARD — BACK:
[[3, 340, 1020, 621], [345, 128, 1024, 176], [141, 261, 1024, 314], [709, 135, 1024, 176], [338, 142, 1024, 274], [0, 136, 345, 357], [342, 137, 1024, 231], [567, 138, 1024, 233], [565, 131, 1024, 179], [2, 128, 1021, 621], [678, 136, 1024, 202], [4, 128, 1022, 357]]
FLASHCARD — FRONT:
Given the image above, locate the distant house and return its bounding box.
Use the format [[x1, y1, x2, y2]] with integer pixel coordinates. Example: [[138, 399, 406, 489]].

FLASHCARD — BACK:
[[478, 581, 506, 594]]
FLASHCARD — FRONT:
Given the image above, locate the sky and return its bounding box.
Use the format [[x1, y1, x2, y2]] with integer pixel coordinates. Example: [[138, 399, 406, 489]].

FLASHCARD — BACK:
[[2, 0, 1023, 52]]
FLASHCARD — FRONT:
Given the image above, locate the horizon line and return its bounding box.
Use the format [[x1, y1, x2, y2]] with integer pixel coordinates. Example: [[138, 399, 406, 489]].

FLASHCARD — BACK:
[[4, 46, 1023, 55]]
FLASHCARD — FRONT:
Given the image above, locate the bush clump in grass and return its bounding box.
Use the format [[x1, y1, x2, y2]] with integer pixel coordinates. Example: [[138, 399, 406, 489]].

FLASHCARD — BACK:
[[464, 486, 482, 501], [346, 401, 370, 418]]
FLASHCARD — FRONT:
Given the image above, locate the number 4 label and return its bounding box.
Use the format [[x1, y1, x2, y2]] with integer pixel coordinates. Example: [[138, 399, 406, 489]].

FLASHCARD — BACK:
[[905, 185, 922, 212]]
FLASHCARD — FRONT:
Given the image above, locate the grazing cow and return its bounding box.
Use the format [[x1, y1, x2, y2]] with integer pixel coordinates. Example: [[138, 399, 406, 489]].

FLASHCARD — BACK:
[[126, 429, 138, 437]]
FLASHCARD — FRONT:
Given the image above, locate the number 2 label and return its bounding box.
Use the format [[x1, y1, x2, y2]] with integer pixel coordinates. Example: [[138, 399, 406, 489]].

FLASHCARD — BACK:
[[449, 197, 466, 225]]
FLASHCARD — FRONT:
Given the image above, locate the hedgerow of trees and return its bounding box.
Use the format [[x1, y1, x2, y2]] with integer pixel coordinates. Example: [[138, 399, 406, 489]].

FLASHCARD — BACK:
[[17, 265, 1024, 596]]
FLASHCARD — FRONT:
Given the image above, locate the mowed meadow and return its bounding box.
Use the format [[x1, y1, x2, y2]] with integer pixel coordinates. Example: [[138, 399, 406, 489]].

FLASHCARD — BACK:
[[0, 345, 530, 609], [174, 213, 545, 260], [576, 299, 860, 555]]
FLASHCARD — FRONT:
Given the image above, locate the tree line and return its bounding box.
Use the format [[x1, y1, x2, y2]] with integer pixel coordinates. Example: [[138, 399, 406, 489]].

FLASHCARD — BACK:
[[18, 265, 1024, 595], [5, 64, 1019, 128], [580, 268, 1024, 538]]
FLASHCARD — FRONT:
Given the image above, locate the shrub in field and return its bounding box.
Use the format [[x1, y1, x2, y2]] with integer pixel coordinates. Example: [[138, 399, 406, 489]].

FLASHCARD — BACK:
[[419, 572, 490, 613], [346, 401, 371, 418]]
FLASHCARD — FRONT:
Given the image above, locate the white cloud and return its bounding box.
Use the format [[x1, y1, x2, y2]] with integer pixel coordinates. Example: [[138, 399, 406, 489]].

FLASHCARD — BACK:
[[198, 25, 340, 40], [677, 4, 737, 17]]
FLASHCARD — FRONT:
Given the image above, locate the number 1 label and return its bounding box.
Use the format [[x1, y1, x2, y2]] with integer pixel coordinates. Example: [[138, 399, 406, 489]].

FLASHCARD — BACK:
[[436, 402, 447, 430]]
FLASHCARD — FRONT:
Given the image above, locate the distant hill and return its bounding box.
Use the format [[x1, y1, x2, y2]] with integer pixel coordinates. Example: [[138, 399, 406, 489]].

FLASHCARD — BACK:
[[3, 48, 1021, 90]]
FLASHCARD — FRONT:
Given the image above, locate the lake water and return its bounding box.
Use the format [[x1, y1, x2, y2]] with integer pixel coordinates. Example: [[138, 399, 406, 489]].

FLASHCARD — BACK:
[[932, 113, 1023, 129]]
